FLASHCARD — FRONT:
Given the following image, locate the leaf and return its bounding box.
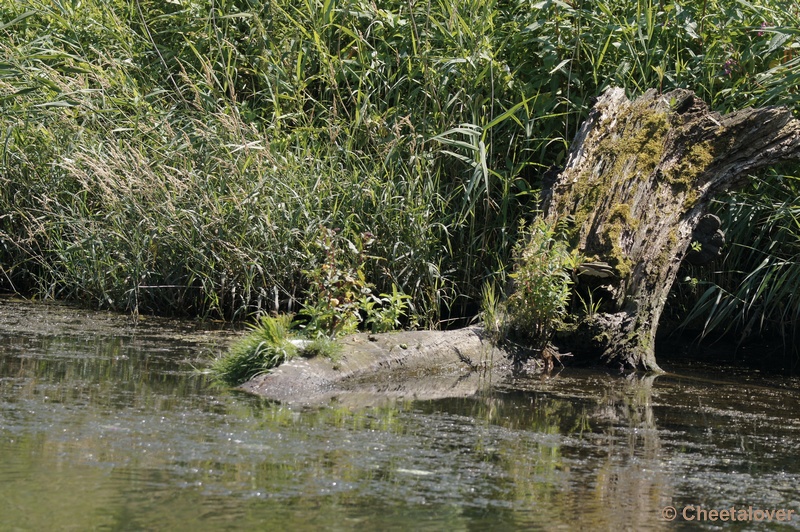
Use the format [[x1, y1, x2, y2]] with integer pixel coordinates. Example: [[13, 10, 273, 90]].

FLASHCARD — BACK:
[[0, 10, 36, 32], [765, 31, 792, 55], [548, 58, 571, 75], [32, 101, 76, 108], [483, 98, 530, 131]]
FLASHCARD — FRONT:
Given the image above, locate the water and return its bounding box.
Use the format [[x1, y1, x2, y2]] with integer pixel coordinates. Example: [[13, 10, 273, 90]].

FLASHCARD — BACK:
[[1, 299, 799, 530]]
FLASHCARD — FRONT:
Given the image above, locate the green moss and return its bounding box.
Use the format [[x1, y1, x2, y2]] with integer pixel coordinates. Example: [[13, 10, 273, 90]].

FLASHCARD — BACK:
[[664, 141, 716, 207], [598, 203, 636, 277], [558, 100, 712, 279], [597, 106, 669, 184], [571, 170, 603, 236], [564, 104, 669, 255], [631, 314, 654, 353], [609, 204, 638, 229], [652, 228, 679, 273]]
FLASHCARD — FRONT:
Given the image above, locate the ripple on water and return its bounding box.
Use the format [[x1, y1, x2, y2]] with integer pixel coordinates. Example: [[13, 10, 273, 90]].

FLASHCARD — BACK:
[[1, 300, 800, 529]]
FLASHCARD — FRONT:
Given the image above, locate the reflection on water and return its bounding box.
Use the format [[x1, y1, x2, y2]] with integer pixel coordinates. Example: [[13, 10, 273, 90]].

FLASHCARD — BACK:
[[1, 300, 799, 530]]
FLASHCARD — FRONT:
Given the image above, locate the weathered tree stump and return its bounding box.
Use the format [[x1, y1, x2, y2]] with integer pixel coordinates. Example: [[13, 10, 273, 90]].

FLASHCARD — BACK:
[[542, 87, 800, 372]]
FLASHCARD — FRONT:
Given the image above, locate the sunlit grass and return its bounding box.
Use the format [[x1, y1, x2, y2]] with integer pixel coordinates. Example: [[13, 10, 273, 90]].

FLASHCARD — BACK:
[[210, 313, 298, 385], [0, 0, 798, 356]]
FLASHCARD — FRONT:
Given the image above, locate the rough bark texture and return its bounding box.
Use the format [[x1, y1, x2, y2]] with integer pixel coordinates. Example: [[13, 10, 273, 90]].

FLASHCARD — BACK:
[[543, 87, 800, 372]]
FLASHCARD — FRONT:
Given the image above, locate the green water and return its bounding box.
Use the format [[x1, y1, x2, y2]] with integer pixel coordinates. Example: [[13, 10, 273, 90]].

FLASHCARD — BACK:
[[1, 299, 799, 531]]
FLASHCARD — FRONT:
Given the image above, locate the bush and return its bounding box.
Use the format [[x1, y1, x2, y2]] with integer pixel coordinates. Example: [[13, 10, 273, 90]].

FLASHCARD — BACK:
[[505, 219, 576, 346]]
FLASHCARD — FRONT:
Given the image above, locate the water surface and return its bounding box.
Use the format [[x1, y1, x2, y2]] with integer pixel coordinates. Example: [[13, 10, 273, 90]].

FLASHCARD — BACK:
[[1, 299, 798, 530]]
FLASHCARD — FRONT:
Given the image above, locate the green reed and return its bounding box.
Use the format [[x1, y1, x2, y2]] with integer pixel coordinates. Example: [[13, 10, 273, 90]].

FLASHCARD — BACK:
[[1, 0, 798, 346], [677, 169, 800, 352]]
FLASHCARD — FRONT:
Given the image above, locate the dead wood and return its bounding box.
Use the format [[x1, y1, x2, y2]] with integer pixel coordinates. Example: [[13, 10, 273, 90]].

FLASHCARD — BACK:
[[542, 87, 800, 371]]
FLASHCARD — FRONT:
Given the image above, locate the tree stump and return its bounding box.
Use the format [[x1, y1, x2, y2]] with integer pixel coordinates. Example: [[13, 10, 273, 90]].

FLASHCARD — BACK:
[[542, 87, 800, 372]]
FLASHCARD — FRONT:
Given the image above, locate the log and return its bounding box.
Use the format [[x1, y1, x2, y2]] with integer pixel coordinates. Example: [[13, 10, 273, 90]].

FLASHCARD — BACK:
[[542, 87, 800, 372], [239, 327, 512, 405]]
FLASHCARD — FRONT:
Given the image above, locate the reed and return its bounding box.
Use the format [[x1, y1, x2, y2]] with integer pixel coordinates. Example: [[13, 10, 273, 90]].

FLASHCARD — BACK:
[[678, 169, 800, 352], [0, 0, 798, 352]]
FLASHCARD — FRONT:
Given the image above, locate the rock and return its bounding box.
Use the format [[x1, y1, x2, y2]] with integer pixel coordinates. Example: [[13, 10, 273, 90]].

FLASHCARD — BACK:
[[238, 327, 514, 406]]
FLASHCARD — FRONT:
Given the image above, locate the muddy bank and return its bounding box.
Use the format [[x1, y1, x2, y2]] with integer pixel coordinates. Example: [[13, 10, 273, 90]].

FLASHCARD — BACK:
[[0, 296, 237, 347], [239, 327, 516, 406]]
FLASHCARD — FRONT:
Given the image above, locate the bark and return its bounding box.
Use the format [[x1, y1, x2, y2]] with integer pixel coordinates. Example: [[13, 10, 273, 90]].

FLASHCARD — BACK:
[[542, 87, 800, 372]]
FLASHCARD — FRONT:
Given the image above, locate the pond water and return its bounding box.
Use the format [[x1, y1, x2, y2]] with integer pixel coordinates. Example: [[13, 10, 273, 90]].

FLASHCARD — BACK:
[[1, 299, 799, 531]]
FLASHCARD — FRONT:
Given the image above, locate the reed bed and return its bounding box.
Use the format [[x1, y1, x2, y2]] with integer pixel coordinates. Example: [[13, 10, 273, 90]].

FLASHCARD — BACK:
[[1, 0, 798, 354]]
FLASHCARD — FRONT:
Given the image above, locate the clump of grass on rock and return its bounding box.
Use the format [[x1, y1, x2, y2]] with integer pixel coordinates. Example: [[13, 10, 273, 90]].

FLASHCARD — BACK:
[[211, 314, 297, 385], [211, 229, 414, 385]]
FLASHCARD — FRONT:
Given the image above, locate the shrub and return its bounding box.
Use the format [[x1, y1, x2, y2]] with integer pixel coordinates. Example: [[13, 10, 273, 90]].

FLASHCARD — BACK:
[[505, 220, 575, 346]]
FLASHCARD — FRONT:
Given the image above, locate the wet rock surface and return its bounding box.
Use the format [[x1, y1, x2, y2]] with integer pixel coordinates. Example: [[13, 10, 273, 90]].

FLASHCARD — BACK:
[[239, 327, 515, 406]]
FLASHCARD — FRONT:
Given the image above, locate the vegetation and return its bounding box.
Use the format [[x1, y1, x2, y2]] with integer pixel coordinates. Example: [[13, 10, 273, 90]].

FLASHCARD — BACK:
[[1, 1, 799, 358], [212, 230, 410, 384], [297, 226, 413, 337], [505, 219, 577, 348], [677, 169, 800, 352], [211, 313, 298, 384]]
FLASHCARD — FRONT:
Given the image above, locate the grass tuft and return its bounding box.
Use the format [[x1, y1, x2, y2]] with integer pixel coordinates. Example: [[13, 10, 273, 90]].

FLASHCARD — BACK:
[[211, 314, 297, 385]]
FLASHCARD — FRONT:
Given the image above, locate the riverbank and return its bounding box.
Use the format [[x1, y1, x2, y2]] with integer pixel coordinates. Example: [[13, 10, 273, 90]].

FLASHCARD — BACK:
[[3, 1, 800, 358]]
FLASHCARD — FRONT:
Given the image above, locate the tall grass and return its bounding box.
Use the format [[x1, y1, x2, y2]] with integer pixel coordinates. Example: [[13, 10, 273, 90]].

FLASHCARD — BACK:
[[1, 0, 799, 337], [678, 169, 800, 352]]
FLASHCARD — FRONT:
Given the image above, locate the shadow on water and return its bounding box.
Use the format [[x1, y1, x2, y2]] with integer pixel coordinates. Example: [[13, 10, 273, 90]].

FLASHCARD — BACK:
[[1, 299, 799, 530]]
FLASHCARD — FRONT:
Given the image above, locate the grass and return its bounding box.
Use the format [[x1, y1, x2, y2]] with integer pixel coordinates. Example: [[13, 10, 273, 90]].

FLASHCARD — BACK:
[[1, 0, 799, 360], [210, 312, 350, 385], [211, 313, 297, 385], [676, 169, 800, 353]]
